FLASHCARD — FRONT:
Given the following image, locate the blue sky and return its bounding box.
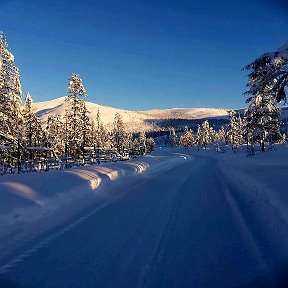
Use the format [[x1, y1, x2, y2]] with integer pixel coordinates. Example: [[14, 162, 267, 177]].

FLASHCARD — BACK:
[[0, 0, 287, 110]]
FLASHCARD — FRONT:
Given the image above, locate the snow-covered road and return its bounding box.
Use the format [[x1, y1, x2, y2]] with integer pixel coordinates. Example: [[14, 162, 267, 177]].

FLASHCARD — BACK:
[[0, 152, 287, 287]]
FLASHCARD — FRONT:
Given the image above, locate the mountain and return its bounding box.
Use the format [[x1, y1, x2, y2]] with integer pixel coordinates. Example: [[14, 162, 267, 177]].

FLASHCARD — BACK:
[[141, 107, 230, 120], [32, 96, 288, 131], [33, 97, 155, 132], [33, 97, 229, 131]]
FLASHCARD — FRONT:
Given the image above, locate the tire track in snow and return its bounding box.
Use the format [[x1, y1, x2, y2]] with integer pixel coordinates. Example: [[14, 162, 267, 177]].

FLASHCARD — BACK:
[[137, 162, 196, 288], [219, 180, 274, 284], [0, 201, 111, 275], [0, 176, 158, 275]]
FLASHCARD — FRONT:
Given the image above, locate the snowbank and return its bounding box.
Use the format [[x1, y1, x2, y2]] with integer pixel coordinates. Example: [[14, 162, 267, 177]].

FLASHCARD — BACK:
[[0, 152, 189, 258]]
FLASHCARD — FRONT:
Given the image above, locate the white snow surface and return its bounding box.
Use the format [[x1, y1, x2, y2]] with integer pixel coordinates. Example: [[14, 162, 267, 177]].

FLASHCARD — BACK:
[[1, 147, 288, 287], [33, 96, 154, 132], [141, 107, 229, 119], [33, 97, 231, 131]]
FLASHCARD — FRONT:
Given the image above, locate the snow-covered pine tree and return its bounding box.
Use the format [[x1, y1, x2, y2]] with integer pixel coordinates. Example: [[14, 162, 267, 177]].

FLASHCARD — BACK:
[[244, 41, 288, 104], [146, 137, 155, 152], [179, 126, 194, 147], [112, 113, 126, 155], [93, 109, 109, 150], [79, 100, 90, 158], [22, 92, 43, 149], [65, 73, 87, 159], [215, 126, 226, 142], [279, 133, 286, 144], [0, 32, 22, 143], [46, 115, 65, 156], [169, 127, 177, 148], [244, 43, 287, 151], [227, 111, 244, 150], [197, 120, 212, 149], [244, 92, 281, 151], [138, 131, 147, 155]]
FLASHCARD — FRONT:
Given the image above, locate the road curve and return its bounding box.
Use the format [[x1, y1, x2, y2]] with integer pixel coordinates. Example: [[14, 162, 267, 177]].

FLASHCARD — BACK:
[[0, 156, 283, 287]]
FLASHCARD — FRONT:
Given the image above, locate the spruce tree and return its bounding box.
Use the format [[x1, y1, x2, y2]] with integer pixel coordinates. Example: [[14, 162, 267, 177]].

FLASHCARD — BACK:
[[227, 111, 244, 150], [65, 73, 87, 159], [46, 115, 65, 156], [197, 120, 212, 149], [0, 32, 22, 142], [179, 126, 194, 147], [244, 93, 281, 151], [22, 92, 43, 148], [138, 131, 147, 155], [112, 113, 126, 155], [244, 42, 286, 151], [169, 127, 177, 148]]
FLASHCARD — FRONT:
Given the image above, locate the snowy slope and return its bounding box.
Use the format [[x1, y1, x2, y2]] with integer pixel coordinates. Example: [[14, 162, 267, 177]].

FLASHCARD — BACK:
[[141, 107, 229, 119], [1, 147, 288, 287], [33, 97, 231, 131], [33, 97, 154, 132]]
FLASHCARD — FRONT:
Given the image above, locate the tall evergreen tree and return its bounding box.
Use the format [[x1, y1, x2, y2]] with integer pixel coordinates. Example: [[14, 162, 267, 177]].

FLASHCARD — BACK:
[[65, 73, 88, 158], [227, 111, 244, 150], [112, 113, 126, 154], [197, 120, 212, 149], [22, 92, 43, 148], [179, 126, 194, 147], [0, 32, 22, 142], [244, 42, 288, 104], [169, 127, 178, 148], [244, 42, 286, 151], [138, 131, 147, 155], [46, 115, 65, 156], [244, 93, 281, 151]]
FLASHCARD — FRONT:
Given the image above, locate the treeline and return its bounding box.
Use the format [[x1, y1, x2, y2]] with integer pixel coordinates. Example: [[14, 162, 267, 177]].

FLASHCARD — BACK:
[[166, 109, 286, 153], [166, 42, 288, 153], [0, 32, 155, 174]]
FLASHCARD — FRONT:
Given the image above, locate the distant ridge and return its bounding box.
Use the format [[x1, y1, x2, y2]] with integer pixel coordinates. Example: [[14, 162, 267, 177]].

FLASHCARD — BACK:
[[32, 97, 231, 131]]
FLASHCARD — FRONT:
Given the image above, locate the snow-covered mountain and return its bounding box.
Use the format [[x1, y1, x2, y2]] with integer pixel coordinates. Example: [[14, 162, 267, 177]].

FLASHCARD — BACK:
[[32, 97, 231, 131], [33, 97, 155, 132], [141, 107, 230, 120], [33, 96, 288, 131]]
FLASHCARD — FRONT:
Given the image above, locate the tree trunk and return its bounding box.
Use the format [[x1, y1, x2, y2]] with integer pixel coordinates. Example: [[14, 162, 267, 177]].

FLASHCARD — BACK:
[[260, 141, 265, 152]]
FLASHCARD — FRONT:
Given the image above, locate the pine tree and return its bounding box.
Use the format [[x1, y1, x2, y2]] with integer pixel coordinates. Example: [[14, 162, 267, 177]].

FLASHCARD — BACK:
[[22, 92, 43, 148], [197, 120, 212, 149], [227, 111, 244, 150], [179, 126, 194, 147], [112, 113, 126, 155], [215, 126, 226, 142], [65, 73, 88, 159], [46, 115, 65, 156], [0, 32, 22, 142], [93, 109, 109, 150], [138, 131, 147, 155], [146, 137, 155, 152], [244, 42, 288, 104], [244, 93, 281, 151], [79, 100, 90, 158], [244, 43, 286, 151], [169, 127, 178, 147]]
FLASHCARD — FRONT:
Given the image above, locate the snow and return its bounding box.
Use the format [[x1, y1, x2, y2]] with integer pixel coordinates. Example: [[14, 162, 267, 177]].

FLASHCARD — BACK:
[[1, 147, 288, 287], [0, 153, 187, 259], [33, 97, 155, 132], [141, 107, 229, 119], [25, 146, 52, 151], [33, 97, 232, 132], [0, 145, 12, 150]]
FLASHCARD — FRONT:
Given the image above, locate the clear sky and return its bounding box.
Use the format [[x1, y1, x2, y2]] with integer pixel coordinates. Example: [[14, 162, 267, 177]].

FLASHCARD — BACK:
[[0, 0, 287, 110]]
